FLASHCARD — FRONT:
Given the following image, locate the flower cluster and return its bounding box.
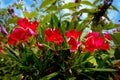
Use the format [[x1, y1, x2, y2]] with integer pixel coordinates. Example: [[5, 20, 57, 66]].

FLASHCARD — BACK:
[[65, 29, 82, 52], [7, 18, 112, 53], [44, 28, 64, 44], [7, 18, 38, 45], [84, 32, 111, 52]]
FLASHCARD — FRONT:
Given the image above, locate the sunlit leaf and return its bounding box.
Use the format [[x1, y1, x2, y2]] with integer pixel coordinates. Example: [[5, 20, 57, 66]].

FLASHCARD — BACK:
[[61, 2, 79, 10], [41, 72, 58, 80], [23, 11, 38, 18], [86, 68, 117, 72], [87, 56, 98, 67], [81, 1, 93, 6], [40, 0, 56, 8]]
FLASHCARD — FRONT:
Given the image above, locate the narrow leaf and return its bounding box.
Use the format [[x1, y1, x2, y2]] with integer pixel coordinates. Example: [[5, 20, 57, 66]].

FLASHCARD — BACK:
[[61, 2, 79, 10], [40, 72, 58, 80], [40, 0, 56, 8], [81, 1, 93, 6]]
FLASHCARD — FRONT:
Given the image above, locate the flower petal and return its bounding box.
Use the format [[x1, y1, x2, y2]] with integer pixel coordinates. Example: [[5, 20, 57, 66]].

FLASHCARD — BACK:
[[68, 37, 81, 52]]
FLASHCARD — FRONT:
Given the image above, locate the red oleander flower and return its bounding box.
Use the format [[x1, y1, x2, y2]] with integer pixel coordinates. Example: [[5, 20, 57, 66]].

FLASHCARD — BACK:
[[17, 18, 38, 35], [115, 61, 120, 65], [7, 28, 33, 45], [44, 28, 64, 44], [68, 37, 82, 53], [94, 37, 104, 48], [0, 48, 3, 53], [65, 29, 81, 39], [35, 42, 44, 50], [100, 43, 110, 50], [86, 32, 99, 38], [7, 18, 38, 45], [115, 61, 120, 70], [103, 33, 112, 40], [0, 42, 3, 53], [84, 32, 110, 53], [84, 36, 96, 52]]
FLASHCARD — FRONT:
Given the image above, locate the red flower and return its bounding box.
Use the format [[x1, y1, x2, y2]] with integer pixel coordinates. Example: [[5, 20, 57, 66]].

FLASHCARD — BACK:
[[100, 43, 110, 50], [115, 61, 120, 70], [44, 28, 64, 44], [36, 42, 44, 50], [103, 33, 112, 40], [94, 37, 104, 48], [84, 37, 95, 52], [65, 29, 81, 39], [7, 18, 38, 45], [86, 32, 99, 38], [7, 28, 33, 45], [17, 18, 38, 35], [0, 48, 3, 53], [68, 37, 82, 53], [115, 61, 120, 65], [84, 32, 110, 53]]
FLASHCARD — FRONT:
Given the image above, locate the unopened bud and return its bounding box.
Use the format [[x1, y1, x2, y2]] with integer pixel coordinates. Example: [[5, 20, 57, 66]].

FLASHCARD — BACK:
[[0, 26, 8, 35], [8, 8, 14, 14], [75, 0, 79, 3]]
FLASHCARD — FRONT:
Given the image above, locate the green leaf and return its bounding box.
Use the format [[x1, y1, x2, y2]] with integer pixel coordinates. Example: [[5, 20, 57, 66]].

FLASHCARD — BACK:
[[111, 33, 120, 59], [86, 68, 117, 72], [46, 5, 57, 11], [61, 13, 70, 18], [6, 45, 19, 57], [93, 0, 99, 5], [0, 8, 7, 16], [41, 13, 52, 24], [61, 2, 79, 10], [40, 0, 56, 8], [81, 1, 93, 6], [110, 5, 119, 12], [107, 48, 115, 58], [14, 4, 23, 10], [7, 17, 18, 24], [31, 4, 35, 7], [111, 33, 120, 50], [80, 27, 91, 41], [79, 8, 95, 14], [87, 56, 98, 67], [51, 14, 59, 27], [40, 72, 58, 80], [23, 11, 38, 18], [68, 77, 76, 80]]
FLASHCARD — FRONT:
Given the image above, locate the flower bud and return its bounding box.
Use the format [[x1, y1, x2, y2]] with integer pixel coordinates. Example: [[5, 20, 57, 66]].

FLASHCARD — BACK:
[[8, 8, 14, 14], [0, 26, 8, 35], [75, 0, 79, 3]]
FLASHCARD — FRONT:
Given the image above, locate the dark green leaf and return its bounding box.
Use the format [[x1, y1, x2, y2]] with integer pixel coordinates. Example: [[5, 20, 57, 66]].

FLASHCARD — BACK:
[[110, 5, 119, 12]]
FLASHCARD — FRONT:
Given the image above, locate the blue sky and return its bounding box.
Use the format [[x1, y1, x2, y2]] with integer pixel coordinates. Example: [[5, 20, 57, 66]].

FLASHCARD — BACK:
[[0, 0, 120, 24]]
